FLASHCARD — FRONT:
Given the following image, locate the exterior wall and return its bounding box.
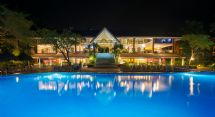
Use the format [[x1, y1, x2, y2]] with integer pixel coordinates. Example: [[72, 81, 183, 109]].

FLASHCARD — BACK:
[[33, 57, 88, 67], [37, 44, 56, 54], [118, 37, 154, 53], [174, 40, 181, 54], [36, 44, 85, 54], [32, 36, 182, 66], [118, 37, 179, 54], [34, 37, 180, 54]]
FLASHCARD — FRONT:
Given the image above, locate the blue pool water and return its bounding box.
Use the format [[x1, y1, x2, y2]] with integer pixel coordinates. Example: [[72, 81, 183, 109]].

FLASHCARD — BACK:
[[0, 72, 215, 117]]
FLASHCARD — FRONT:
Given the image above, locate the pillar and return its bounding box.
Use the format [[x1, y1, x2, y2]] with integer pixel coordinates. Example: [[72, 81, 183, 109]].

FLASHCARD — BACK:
[[170, 58, 175, 66], [182, 58, 185, 66], [163, 58, 166, 65], [152, 38, 154, 53], [132, 38, 136, 53], [159, 58, 162, 65], [60, 59, 63, 66], [172, 38, 175, 54], [38, 58, 41, 68], [75, 57, 77, 64], [49, 58, 52, 66]]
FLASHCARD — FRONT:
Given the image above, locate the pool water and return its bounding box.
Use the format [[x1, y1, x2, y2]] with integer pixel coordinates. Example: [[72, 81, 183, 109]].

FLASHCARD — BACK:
[[0, 72, 215, 117]]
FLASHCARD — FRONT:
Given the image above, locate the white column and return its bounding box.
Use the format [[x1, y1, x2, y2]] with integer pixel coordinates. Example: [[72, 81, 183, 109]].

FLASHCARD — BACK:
[[60, 59, 63, 66], [159, 58, 162, 65], [170, 58, 175, 66], [75, 58, 77, 64], [38, 58, 41, 68], [49, 58, 52, 66], [182, 58, 185, 66]]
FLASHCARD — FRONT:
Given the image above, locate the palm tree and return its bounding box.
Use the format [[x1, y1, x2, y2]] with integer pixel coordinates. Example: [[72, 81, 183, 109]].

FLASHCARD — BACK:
[[132, 38, 136, 53], [113, 43, 123, 63], [92, 42, 99, 55]]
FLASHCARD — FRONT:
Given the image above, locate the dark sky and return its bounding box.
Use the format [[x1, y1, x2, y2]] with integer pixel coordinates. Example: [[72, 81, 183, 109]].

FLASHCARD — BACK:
[[0, 0, 214, 36]]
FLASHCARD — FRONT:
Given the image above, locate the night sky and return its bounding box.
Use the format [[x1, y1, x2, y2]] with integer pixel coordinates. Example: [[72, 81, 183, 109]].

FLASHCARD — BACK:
[[0, 0, 214, 36]]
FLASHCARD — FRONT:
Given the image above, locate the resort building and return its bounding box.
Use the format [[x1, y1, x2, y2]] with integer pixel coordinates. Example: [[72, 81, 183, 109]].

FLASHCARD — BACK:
[[32, 28, 185, 67]]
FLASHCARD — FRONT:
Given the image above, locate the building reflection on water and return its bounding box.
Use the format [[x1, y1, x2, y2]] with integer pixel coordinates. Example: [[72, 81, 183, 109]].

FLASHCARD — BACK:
[[35, 73, 173, 98]]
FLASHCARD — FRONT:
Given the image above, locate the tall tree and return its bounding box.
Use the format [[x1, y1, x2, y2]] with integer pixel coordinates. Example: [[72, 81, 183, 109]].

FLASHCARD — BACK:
[[113, 43, 123, 57], [182, 34, 213, 65], [112, 43, 123, 63], [0, 5, 33, 57], [38, 28, 85, 66], [92, 42, 99, 55], [181, 20, 214, 65]]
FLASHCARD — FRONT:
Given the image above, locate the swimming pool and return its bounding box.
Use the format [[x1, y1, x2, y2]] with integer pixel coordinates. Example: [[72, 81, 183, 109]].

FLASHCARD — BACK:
[[0, 72, 215, 117]]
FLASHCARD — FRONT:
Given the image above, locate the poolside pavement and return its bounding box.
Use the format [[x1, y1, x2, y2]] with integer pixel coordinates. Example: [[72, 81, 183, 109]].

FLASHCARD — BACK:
[[81, 67, 120, 72]]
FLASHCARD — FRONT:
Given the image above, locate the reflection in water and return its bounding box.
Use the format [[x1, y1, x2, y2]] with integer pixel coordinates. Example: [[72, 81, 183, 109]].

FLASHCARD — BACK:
[[189, 76, 194, 96], [36, 74, 171, 99], [168, 75, 174, 86], [3, 72, 214, 117], [39, 81, 57, 90], [16, 77, 19, 83], [197, 83, 200, 95]]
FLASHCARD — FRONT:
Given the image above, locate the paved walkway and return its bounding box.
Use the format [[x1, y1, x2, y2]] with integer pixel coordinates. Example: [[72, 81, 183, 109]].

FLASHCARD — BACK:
[[81, 67, 120, 72]]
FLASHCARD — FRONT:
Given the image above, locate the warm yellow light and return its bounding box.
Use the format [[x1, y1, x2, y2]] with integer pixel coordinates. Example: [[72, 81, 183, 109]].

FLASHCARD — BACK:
[[89, 56, 95, 61], [12, 49, 20, 57]]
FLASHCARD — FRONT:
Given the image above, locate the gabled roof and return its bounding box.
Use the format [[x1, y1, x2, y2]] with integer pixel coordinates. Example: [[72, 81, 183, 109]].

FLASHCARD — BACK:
[[90, 28, 120, 43]]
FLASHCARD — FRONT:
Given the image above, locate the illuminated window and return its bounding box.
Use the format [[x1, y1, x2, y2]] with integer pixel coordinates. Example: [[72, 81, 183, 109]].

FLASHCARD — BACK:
[[37, 44, 56, 54], [154, 38, 173, 53]]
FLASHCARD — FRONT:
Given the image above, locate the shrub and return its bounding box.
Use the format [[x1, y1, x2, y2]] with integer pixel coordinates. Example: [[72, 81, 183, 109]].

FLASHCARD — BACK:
[[209, 63, 215, 70]]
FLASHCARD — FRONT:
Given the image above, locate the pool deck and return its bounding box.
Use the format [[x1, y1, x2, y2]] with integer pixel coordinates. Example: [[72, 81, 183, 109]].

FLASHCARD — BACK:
[[81, 67, 121, 72], [0, 66, 213, 75]]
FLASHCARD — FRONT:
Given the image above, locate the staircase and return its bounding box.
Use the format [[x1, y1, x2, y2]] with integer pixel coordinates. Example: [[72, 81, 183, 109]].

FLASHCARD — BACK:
[[95, 53, 116, 68]]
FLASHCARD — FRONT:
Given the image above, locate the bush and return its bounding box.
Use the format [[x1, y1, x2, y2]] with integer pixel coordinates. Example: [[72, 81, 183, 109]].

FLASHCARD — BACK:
[[209, 63, 215, 70], [87, 64, 94, 67]]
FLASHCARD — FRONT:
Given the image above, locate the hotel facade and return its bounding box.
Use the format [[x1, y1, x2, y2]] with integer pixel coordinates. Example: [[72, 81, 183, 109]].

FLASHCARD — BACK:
[[32, 28, 185, 67]]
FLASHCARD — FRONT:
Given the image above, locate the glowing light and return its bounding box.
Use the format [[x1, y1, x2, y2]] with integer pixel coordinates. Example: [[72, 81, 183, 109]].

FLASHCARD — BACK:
[[90, 77, 93, 82], [141, 83, 145, 93], [153, 81, 160, 92], [189, 77, 194, 96], [64, 84, 68, 91], [141, 44, 146, 48], [168, 75, 173, 86], [197, 83, 200, 95], [38, 81, 57, 90], [126, 85, 130, 92], [96, 82, 100, 89], [16, 77, 19, 83], [107, 82, 112, 88], [148, 90, 152, 98], [114, 92, 116, 96]]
